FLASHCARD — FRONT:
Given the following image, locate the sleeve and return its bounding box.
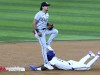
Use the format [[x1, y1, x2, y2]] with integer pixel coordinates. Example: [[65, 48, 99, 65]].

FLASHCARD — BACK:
[[34, 12, 41, 21], [49, 60, 55, 65]]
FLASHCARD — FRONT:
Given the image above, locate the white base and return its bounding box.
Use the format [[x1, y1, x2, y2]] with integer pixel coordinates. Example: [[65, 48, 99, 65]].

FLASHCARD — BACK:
[[6, 67, 25, 71]]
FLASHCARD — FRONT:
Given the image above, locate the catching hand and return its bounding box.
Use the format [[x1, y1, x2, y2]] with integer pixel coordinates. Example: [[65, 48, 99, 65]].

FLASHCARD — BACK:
[[47, 23, 54, 30]]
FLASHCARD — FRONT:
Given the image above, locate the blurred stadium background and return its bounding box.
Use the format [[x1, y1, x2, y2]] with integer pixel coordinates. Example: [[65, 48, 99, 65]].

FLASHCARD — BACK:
[[0, 0, 100, 42]]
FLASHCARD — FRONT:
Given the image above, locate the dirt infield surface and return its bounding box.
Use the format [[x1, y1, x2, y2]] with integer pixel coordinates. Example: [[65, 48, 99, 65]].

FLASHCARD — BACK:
[[0, 41, 100, 75]]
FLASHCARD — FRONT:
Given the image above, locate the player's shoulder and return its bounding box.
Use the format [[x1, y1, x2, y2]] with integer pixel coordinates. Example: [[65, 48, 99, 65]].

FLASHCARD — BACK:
[[46, 12, 49, 15], [36, 11, 42, 14]]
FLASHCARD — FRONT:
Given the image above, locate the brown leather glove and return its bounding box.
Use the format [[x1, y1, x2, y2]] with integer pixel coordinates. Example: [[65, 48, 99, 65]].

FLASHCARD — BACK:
[[47, 23, 54, 30]]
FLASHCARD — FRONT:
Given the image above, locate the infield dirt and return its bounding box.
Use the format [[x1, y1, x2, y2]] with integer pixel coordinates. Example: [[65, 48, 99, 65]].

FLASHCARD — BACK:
[[0, 41, 100, 75]]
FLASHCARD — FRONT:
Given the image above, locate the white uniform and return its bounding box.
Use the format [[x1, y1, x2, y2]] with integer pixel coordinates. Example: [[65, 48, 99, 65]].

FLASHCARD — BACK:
[[49, 54, 99, 70], [34, 11, 48, 29], [34, 11, 58, 64]]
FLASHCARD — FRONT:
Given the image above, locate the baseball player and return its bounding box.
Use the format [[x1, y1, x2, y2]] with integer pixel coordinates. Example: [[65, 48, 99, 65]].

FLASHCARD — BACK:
[[32, 2, 58, 70], [30, 51, 100, 71]]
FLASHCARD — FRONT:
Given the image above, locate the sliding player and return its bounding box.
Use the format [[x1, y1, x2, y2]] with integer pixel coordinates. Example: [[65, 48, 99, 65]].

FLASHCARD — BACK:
[[30, 51, 100, 71]]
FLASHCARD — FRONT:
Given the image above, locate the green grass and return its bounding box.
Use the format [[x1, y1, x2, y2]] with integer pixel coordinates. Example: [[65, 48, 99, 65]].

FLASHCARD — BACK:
[[0, 0, 100, 42]]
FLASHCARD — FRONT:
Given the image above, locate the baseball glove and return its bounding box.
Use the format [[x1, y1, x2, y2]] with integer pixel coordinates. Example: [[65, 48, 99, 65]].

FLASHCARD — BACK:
[[47, 23, 54, 30]]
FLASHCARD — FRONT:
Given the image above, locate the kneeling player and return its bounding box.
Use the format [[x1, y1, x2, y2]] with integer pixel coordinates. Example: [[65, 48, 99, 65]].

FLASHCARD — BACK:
[[29, 51, 100, 71]]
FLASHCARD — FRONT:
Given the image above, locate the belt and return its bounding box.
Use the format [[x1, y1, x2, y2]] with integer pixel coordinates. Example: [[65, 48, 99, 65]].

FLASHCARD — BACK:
[[39, 28, 46, 30]]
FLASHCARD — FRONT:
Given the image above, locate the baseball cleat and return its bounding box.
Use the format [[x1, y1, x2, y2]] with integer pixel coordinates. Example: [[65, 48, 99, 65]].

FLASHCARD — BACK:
[[47, 45, 54, 51], [29, 65, 37, 71], [44, 64, 54, 70], [88, 51, 95, 57], [97, 51, 100, 57]]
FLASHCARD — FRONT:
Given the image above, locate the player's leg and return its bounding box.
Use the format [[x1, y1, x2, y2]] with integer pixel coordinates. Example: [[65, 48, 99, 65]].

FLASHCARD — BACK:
[[35, 31, 54, 70], [86, 51, 100, 67], [39, 37, 54, 70], [70, 51, 95, 70], [46, 29, 58, 50], [34, 31, 47, 64], [36, 33, 48, 63], [30, 51, 57, 71], [79, 51, 95, 64], [68, 60, 91, 70]]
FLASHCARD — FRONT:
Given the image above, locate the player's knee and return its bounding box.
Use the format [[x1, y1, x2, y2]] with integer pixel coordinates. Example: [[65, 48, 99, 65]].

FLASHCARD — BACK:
[[54, 29, 58, 34]]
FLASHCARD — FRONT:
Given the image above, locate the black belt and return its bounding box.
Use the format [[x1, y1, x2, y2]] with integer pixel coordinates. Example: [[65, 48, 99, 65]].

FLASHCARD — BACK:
[[39, 28, 46, 30]]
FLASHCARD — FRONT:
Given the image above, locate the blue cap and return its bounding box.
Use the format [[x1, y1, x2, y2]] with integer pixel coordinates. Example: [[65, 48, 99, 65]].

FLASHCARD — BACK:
[[47, 51, 55, 61]]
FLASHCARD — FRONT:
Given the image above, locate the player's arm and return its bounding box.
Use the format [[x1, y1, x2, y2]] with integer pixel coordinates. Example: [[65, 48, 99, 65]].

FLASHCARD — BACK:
[[30, 65, 48, 71], [32, 19, 42, 37], [30, 64, 59, 71], [32, 19, 37, 29]]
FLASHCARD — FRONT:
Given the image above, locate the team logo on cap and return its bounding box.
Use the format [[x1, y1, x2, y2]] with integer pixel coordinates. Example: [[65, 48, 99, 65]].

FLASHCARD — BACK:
[[46, 2, 48, 4]]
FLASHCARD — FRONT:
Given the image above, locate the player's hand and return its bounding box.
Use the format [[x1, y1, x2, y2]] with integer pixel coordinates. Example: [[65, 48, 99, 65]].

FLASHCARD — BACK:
[[47, 23, 54, 30], [37, 32, 42, 37]]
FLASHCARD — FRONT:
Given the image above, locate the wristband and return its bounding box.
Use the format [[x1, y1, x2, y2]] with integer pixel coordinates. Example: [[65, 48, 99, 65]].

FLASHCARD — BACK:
[[35, 29, 39, 33]]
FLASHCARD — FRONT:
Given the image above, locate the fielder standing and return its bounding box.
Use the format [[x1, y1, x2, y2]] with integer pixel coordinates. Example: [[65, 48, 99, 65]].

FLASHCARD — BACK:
[[32, 2, 58, 70]]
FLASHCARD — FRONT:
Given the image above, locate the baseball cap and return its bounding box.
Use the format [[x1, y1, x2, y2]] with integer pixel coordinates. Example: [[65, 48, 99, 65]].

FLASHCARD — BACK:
[[41, 2, 50, 6], [40, 2, 50, 10]]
